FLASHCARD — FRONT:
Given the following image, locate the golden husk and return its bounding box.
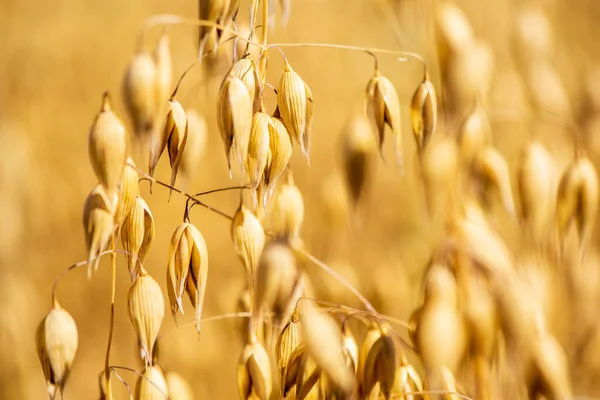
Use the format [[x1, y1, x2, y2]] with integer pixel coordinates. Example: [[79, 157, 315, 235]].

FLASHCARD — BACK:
[[88, 92, 127, 194], [127, 272, 165, 365]]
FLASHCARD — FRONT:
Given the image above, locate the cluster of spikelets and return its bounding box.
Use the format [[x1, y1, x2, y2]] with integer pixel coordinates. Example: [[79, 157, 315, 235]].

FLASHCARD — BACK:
[[35, 0, 600, 399]]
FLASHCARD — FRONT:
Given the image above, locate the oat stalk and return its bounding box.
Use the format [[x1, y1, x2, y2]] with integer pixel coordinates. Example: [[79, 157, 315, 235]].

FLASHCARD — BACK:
[[103, 235, 117, 399]]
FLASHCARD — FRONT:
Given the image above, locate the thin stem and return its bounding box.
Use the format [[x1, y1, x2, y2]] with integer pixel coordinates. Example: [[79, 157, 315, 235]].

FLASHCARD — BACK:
[[110, 369, 134, 399], [104, 235, 117, 399], [51, 249, 134, 307], [169, 59, 200, 100], [268, 42, 425, 74], [110, 366, 169, 400], [192, 185, 249, 197], [136, 15, 265, 53], [296, 247, 376, 313], [258, 0, 269, 80], [132, 164, 234, 221], [157, 311, 277, 342]]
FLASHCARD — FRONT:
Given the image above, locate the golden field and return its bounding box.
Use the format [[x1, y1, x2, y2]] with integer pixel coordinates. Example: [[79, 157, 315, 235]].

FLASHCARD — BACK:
[[2, 0, 600, 399]]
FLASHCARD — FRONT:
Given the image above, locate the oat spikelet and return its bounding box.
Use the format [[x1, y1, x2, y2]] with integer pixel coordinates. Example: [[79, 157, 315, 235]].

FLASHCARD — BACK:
[[255, 240, 299, 318], [88, 92, 127, 194], [359, 323, 397, 398], [458, 106, 492, 165], [263, 114, 293, 205], [518, 141, 556, 244], [120, 196, 155, 281], [135, 366, 168, 400], [246, 112, 271, 205], [127, 271, 165, 365], [83, 184, 117, 278], [198, 0, 230, 56], [154, 32, 172, 107], [36, 305, 78, 400], [149, 99, 188, 189], [165, 371, 194, 400], [474, 146, 516, 215], [165, 222, 209, 333], [556, 156, 599, 253], [114, 158, 140, 228], [237, 340, 273, 400], [231, 205, 265, 276], [231, 56, 260, 110], [342, 114, 377, 206], [277, 59, 314, 162], [412, 266, 467, 385], [271, 172, 304, 239], [276, 313, 302, 386], [366, 71, 403, 173], [122, 52, 157, 140], [218, 72, 253, 176], [410, 74, 438, 154], [298, 301, 355, 396]]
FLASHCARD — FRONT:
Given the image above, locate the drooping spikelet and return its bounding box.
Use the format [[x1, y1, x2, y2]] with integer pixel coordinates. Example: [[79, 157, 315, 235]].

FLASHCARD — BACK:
[[83, 184, 117, 278], [366, 70, 403, 173], [127, 271, 165, 365], [165, 222, 209, 333], [277, 59, 313, 162], [36, 305, 79, 400], [88, 92, 127, 194], [122, 52, 157, 140]]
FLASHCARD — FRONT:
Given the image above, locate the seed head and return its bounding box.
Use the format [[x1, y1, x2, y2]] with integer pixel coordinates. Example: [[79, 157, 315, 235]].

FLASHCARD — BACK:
[[263, 113, 292, 206], [342, 114, 377, 206], [518, 141, 556, 244], [277, 59, 314, 162], [88, 92, 127, 194], [359, 323, 397, 399], [120, 196, 155, 281], [255, 240, 299, 317], [135, 366, 168, 400], [114, 158, 140, 229], [198, 0, 229, 56], [556, 156, 599, 253], [392, 362, 423, 399], [342, 324, 359, 373], [457, 106, 491, 165], [237, 340, 273, 400], [231, 205, 265, 276], [83, 184, 117, 278], [165, 222, 209, 333], [410, 75, 438, 154], [231, 56, 260, 110], [420, 135, 459, 219], [473, 146, 516, 216], [165, 371, 194, 400], [366, 71, 403, 173], [435, 0, 474, 84], [154, 32, 172, 108], [295, 348, 321, 400], [127, 271, 165, 365], [246, 112, 271, 204], [275, 314, 302, 386], [298, 301, 355, 396], [271, 172, 304, 239], [149, 99, 188, 189], [35, 305, 78, 400], [122, 52, 157, 140], [217, 72, 253, 176]]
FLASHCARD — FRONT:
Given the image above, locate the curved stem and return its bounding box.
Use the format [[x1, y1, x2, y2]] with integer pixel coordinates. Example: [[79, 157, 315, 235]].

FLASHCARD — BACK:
[[104, 235, 117, 399], [51, 249, 134, 307], [296, 247, 376, 313], [157, 311, 277, 342], [136, 15, 266, 53], [258, 0, 269, 81], [268, 42, 425, 74], [110, 369, 134, 399], [109, 366, 169, 400], [132, 164, 234, 221]]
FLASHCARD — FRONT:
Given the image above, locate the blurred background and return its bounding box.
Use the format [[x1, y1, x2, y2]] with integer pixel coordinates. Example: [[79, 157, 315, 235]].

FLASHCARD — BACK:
[[2, 0, 600, 398]]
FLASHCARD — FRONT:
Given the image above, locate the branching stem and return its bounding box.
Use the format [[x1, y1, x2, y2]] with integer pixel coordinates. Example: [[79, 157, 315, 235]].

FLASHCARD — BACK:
[[104, 235, 117, 399]]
